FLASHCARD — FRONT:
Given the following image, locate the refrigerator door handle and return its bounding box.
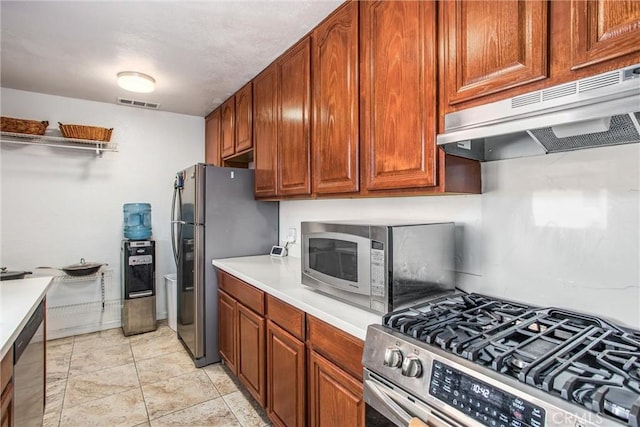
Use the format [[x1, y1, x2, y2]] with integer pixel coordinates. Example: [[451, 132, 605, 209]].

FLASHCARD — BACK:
[[194, 224, 206, 358], [170, 186, 183, 267]]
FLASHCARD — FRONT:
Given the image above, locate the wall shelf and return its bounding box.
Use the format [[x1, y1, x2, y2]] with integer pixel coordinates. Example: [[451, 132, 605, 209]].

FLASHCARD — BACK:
[[51, 268, 112, 283], [0, 131, 118, 157], [31, 267, 112, 283]]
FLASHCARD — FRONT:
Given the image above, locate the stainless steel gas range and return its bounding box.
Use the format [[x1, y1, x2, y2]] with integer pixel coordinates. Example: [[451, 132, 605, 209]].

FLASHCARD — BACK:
[[363, 293, 640, 427]]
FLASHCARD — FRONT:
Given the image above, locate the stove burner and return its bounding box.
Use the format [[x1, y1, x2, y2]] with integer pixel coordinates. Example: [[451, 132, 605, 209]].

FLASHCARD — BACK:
[[509, 355, 529, 370], [573, 387, 595, 405], [604, 388, 638, 421], [382, 292, 640, 426]]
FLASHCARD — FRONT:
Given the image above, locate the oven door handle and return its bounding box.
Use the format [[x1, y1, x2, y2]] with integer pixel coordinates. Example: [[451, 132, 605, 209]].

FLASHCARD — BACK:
[[365, 379, 413, 425], [364, 379, 457, 427]]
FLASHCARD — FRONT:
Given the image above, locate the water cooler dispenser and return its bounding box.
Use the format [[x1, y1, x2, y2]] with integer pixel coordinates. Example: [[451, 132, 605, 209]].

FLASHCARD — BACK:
[[121, 239, 157, 336]]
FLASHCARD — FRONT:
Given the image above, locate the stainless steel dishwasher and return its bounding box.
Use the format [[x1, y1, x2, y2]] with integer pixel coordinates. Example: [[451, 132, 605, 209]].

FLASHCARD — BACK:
[[13, 300, 45, 427]]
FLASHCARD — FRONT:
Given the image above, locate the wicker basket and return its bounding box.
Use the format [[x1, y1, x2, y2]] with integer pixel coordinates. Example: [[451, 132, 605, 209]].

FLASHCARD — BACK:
[[1, 116, 49, 135], [58, 122, 113, 142]]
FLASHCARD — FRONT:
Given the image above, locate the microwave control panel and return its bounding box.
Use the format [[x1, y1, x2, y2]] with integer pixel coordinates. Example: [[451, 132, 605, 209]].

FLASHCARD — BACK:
[[371, 240, 385, 297]]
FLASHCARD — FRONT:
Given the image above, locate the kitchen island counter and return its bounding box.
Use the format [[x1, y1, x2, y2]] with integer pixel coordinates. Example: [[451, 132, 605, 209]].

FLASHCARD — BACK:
[[0, 276, 53, 359], [212, 255, 381, 340]]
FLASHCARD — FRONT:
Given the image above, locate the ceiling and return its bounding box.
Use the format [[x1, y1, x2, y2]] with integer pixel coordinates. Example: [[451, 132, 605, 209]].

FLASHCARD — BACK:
[[0, 1, 343, 117]]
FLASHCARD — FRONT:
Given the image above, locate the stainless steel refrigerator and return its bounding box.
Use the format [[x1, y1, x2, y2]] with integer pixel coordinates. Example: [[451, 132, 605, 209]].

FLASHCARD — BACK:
[[171, 164, 278, 367]]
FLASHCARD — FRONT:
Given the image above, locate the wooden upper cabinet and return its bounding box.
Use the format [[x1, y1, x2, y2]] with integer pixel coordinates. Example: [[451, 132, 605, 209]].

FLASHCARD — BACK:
[[569, 0, 640, 71], [360, 0, 437, 191], [312, 1, 359, 195], [441, 0, 549, 108], [277, 38, 312, 196], [205, 108, 221, 166], [235, 82, 253, 152], [254, 64, 279, 198], [221, 98, 236, 158]]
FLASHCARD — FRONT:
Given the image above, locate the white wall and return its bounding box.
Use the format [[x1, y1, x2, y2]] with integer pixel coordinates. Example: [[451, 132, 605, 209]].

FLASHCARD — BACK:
[[3, 89, 638, 332], [1, 88, 203, 337], [280, 144, 640, 329]]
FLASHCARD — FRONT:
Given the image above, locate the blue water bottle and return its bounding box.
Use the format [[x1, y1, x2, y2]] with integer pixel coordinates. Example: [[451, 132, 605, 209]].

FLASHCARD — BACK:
[[123, 203, 152, 240]]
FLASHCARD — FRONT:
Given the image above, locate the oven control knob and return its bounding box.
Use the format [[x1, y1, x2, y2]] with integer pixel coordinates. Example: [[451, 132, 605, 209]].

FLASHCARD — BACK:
[[383, 347, 403, 368], [401, 355, 422, 378]]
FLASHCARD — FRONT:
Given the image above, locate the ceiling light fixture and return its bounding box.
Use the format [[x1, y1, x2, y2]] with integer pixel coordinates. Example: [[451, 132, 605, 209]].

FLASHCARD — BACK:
[[117, 71, 156, 93]]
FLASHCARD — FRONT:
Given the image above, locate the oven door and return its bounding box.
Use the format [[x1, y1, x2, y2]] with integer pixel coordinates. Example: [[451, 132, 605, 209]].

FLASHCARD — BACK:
[[364, 369, 463, 427]]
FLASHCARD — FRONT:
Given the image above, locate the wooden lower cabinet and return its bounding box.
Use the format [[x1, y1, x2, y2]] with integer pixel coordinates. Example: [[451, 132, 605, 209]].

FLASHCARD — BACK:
[[1, 351, 13, 427], [0, 383, 12, 427], [266, 320, 305, 427], [217, 270, 365, 427], [306, 315, 365, 427], [218, 287, 266, 406], [308, 350, 364, 427], [218, 290, 237, 374], [237, 303, 266, 406]]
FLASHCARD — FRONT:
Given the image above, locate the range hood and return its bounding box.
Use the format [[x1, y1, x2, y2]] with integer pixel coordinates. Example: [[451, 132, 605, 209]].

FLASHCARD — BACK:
[[437, 64, 640, 161]]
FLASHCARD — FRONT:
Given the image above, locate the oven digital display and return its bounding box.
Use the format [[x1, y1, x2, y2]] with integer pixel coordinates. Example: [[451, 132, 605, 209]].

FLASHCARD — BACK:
[[429, 361, 545, 427]]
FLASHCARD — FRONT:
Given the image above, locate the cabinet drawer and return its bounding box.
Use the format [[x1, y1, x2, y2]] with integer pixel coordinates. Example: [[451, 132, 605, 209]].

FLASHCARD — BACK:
[[266, 295, 305, 341], [1, 351, 12, 392], [218, 271, 265, 315], [306, 315, 364, 381]]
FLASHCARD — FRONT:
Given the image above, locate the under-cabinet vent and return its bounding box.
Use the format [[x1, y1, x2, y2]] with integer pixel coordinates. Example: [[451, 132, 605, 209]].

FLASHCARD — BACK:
[[117, 97, 160, 109], [578, 71, 620, 93], [511, 92, 541, 109], [542, 82, 577, 102]]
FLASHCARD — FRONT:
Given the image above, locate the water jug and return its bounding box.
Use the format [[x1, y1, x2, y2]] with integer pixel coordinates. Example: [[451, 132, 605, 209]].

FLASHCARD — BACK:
[[123, 203, 152, 240]]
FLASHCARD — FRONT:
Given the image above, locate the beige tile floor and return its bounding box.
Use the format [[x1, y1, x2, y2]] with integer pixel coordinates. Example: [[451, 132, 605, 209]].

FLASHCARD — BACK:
[[43, 322, 271, 427]]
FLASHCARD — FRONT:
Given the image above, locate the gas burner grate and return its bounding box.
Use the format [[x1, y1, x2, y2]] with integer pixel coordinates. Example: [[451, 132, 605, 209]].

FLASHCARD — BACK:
[[382, 293, 640, 426]]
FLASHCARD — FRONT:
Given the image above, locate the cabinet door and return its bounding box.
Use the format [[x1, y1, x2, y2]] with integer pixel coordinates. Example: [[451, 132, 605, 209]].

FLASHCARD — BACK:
[[1, 352, 12, 427], [312, 1, 359, 195], [266, 320, 305, 427], [441, 0, 548, 107], [205, 108, 221, 166], [218, 290, 237, 374], [235, 82, 253, 152], [237, 303, 266, 407], [360, 1, 437, 191], [254, 64, 278, 198], [569, 0, 640, 71], [1, 382, 13, 427], [308, 350, 364, 427], [221, 97, 236, 158], [278, 38, 312, 196]]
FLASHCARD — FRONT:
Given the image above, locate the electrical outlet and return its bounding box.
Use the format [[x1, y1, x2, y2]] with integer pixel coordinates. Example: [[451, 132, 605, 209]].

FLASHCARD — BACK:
[[286, 227, 297, 244]]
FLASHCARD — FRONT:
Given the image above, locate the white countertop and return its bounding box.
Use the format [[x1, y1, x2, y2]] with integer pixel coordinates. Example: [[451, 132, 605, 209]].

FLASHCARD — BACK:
[[0, 276, 54, 360], [212, 255, 381, 341]]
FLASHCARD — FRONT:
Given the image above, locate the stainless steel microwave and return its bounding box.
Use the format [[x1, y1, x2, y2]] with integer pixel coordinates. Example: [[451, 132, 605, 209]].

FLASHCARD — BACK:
[[301, 220, 455, 314]]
